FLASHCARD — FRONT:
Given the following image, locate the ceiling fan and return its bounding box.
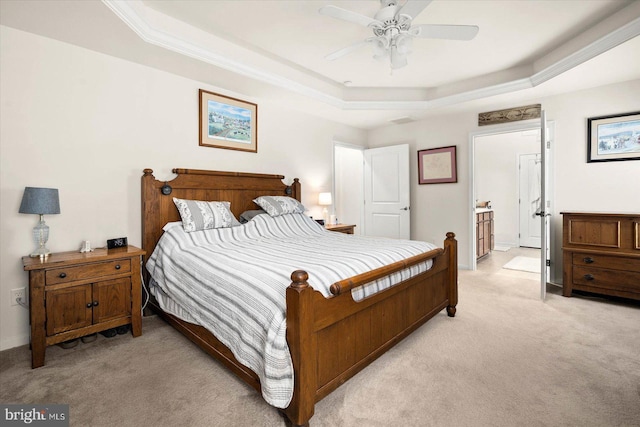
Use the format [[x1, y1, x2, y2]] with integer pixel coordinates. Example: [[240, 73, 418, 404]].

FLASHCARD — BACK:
[[319, 0, 479, 70]]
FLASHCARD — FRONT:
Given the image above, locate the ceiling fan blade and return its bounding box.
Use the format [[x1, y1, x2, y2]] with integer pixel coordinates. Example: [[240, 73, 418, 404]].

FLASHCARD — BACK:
[[396, 0, 433, 19], [319, 5, 379, 27], [413, 24, 479, 41], [325, 40, 371, 61]]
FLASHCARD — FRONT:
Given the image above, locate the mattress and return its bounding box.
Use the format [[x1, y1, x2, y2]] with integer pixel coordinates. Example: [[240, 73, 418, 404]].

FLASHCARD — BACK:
[[146, 212, 437, 408]]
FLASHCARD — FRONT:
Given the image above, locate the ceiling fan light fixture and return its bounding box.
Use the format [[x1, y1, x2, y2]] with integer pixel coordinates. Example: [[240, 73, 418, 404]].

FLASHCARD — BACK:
[[395, 34, 412, 55], [390, 45, 408, 69], [372, 37, 390, 59]]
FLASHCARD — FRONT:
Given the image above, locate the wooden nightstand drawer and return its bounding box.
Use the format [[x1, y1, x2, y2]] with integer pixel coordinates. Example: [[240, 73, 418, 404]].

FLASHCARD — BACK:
[[46, 259, 131, 285], [573, 265, 640, 293], [572, 253, 640, 272]]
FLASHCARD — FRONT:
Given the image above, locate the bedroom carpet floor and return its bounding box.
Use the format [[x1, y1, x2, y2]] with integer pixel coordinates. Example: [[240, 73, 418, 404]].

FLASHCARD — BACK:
[[2, 250, 639, 427]]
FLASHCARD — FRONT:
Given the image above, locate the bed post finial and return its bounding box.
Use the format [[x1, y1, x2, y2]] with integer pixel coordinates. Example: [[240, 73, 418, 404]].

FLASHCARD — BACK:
[[290, 270, 309, 289], [290, 178, 301, 202], [143, 168, 154, 176]]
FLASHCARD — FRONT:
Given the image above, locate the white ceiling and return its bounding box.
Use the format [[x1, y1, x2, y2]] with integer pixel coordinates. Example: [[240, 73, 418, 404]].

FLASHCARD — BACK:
[[2, 0, 640, 129]]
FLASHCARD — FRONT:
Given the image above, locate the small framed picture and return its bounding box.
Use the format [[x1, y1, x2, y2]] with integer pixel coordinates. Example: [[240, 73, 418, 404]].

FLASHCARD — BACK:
[[587, 111, 640, 163], [418, 146, 457, 184], [199, 89, 258, 153]]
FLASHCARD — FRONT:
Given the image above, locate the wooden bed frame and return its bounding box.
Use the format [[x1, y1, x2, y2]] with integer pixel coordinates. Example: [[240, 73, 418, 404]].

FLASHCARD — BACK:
[[141, 168, 458, 426]]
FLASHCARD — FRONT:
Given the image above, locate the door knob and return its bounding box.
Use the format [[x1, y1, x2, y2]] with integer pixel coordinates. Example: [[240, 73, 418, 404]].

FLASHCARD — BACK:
[[400, 207, 410, 211]]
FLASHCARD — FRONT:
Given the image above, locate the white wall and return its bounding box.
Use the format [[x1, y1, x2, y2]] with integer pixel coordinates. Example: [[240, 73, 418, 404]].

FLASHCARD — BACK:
[[368, 79, 640, 275], [0, 26, 366, 350]]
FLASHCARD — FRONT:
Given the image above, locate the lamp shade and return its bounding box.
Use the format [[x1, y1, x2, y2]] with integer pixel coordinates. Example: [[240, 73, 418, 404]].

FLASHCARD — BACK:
[[19, 187, 60, 215], [318, 192, 332, 206]]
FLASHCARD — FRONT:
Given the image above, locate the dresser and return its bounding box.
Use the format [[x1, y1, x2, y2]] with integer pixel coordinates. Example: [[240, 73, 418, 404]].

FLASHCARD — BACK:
[[23, 246, 146, 368], [561, 212, 640, 301], [476, 209, 494, 259]]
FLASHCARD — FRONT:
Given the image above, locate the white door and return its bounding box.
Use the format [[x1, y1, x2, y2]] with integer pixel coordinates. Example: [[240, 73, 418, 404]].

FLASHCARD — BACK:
[[518, 153, 542, 248], [539, 111, 551, 300], [363, 144, 410, 239]]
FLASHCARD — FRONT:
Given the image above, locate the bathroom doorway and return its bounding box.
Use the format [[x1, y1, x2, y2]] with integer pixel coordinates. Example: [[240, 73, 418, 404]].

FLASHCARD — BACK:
[[469, 120, 556, 286]]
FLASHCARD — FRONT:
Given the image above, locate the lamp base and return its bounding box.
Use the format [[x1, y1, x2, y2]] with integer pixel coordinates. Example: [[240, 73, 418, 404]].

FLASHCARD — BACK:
[[30, 246, 51, 258], [30, 216, 51, 258]]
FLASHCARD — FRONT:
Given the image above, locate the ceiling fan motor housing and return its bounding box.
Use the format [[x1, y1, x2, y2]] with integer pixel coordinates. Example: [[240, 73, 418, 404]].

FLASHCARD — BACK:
[[372, 3, 413, 36]]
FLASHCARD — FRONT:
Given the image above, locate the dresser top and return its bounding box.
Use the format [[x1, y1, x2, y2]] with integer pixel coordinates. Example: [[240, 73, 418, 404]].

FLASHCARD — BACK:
[[23, 245, 145, 271], [561, 212, 640, 217]]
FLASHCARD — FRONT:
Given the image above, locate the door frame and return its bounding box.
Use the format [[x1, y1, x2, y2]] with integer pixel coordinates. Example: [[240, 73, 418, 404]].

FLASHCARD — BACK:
[[468, 119, 556, 279]]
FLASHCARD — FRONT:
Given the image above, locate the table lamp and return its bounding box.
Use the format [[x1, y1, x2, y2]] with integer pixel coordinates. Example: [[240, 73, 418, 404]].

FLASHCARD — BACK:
[[19, 187, 61, 258], [318, 192, 332, 224]]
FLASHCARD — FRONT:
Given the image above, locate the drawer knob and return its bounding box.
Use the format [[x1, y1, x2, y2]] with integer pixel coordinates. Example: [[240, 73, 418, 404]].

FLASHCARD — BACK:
[[583, 257, 594, 264], [584, 274, 595, 281], [92, 301, 99, 307], [86, 303, 92, 308], [115, 264, 121, 270], [58, 272, 67, 279]]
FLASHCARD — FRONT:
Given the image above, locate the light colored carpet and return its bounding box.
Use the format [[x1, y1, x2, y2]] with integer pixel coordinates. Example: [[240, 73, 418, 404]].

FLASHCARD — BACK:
[[492, 245, 511, 252], [503, 255, 541, 273], [2, 259, 639, 426]]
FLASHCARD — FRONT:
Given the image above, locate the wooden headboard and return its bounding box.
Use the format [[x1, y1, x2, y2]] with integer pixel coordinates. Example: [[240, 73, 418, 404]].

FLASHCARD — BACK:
[[141, 168, 301, 268]]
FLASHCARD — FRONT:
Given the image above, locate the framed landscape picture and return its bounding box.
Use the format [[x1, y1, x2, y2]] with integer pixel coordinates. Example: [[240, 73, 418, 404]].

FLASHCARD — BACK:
[[418, 145, 458, 184], [199, 89, 257, 152], [587, 111, 640, 163]]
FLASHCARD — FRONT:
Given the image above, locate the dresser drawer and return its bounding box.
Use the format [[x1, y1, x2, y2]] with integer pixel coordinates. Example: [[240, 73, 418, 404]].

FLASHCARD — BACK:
[[46, 259, 132, 285], [573, 265, 640, 293], [572, 253, 640, 272]]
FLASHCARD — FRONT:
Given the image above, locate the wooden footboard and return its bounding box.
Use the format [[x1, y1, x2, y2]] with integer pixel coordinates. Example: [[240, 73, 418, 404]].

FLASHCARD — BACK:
[[284, 233, 457, 426]]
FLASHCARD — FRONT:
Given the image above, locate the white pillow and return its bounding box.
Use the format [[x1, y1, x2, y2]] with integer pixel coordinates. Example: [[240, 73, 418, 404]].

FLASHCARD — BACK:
[[253, 196, 305, 217], [172, 198, 239, 232]]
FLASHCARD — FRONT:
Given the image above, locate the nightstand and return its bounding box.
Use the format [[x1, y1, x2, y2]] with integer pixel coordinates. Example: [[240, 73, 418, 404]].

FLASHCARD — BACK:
[[325, 224, 356, 234], [22, 245, 145, 368]]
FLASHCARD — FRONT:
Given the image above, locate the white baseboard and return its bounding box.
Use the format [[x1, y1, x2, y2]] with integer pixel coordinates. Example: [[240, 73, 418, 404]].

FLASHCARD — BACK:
[[0, 334, 29, 351]]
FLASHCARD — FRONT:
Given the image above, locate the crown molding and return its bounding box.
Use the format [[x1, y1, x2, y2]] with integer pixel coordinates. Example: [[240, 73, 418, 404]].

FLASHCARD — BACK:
[[531, 16, 640, 86], [102, 0, 640, 112]]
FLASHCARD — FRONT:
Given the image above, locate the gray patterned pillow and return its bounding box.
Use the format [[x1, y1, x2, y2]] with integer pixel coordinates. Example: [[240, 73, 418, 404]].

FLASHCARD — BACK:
[[253, 196, 305, 217], [173, 198, 239, 232]]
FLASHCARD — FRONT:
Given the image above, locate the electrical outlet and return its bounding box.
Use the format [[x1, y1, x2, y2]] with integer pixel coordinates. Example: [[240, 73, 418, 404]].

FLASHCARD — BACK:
[[11, 287, 26, 306]]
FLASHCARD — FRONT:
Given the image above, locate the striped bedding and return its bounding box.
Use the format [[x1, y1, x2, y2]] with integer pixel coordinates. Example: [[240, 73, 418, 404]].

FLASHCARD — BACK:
[[146, 213, 437, 408]]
